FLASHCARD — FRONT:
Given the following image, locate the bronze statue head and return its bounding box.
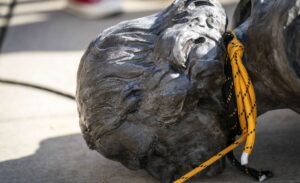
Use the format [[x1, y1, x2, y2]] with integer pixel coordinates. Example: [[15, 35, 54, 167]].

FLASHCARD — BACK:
[[76, 0, 228, 182]]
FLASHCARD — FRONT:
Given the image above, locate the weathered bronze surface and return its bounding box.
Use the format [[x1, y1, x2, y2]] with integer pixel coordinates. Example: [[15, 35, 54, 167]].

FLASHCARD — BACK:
[[76, 0, 227, 182], [234, 0, 300, 114], [76, 0, 300, 182]]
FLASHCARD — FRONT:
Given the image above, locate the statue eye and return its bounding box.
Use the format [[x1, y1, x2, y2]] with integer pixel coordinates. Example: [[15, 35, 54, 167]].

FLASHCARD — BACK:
[[206, 17, 216, 28]]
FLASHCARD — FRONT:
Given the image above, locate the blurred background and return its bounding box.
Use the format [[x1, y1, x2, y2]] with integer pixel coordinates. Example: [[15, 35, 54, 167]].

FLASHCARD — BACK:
[[0, 0, 299, 182]]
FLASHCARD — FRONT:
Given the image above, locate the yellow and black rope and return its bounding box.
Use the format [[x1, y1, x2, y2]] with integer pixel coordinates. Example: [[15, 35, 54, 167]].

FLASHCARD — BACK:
[[173, 32, 273, 183], [223, 32, 273, 182]]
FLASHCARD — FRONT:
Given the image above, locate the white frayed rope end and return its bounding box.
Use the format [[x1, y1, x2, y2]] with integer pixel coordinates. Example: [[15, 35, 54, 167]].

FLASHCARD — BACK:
[[241, 152, 249, 165], [259, 174, 267, 182]]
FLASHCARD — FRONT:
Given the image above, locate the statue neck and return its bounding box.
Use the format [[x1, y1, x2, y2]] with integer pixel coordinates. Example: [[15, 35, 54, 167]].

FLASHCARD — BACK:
[[234, 20, 300, 114]]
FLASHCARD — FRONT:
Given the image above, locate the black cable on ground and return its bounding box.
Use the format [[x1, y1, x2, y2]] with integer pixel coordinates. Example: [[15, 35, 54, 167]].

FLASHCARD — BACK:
[[0, 78, 75, 100], [0, 1, 75, 101]]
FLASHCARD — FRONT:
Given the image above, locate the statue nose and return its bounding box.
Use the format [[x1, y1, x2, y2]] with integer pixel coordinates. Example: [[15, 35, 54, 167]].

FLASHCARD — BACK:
[[198, 18, 207, 27]]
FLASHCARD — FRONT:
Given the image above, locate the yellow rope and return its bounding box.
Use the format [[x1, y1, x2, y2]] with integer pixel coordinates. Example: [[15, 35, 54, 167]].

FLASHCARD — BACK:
[[173, 32, 257, 183]]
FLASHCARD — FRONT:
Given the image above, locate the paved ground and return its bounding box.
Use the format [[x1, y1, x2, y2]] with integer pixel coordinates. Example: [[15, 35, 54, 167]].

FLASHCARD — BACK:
[[0, 0, 300, 183]]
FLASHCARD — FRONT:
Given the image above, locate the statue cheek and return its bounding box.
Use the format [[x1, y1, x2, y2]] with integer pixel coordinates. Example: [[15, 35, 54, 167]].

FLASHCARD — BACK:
[[155, 26, 199, 69], [154, 28, 179, 65], [188, 41, 223, 77], [193, 40, 218, 59]]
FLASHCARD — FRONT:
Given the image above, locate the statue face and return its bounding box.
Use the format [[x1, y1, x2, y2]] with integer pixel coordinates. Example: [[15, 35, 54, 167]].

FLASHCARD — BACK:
[[176, 0, 226, 66], [157, 0, 226, 67], [155, 0, 227, 112]]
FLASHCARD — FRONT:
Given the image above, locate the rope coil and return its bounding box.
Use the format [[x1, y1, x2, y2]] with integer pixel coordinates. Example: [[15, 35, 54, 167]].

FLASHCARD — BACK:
[[173, 32, 272, 183]]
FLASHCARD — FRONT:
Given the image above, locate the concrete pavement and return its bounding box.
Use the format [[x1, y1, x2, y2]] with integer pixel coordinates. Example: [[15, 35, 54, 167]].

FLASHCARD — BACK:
[[0, 0, 299, 183]]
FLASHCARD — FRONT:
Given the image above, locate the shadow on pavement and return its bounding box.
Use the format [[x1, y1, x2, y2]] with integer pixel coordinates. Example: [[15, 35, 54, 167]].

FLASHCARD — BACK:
[[0, 110, 299, 183], [0, 134, 158, 183]]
